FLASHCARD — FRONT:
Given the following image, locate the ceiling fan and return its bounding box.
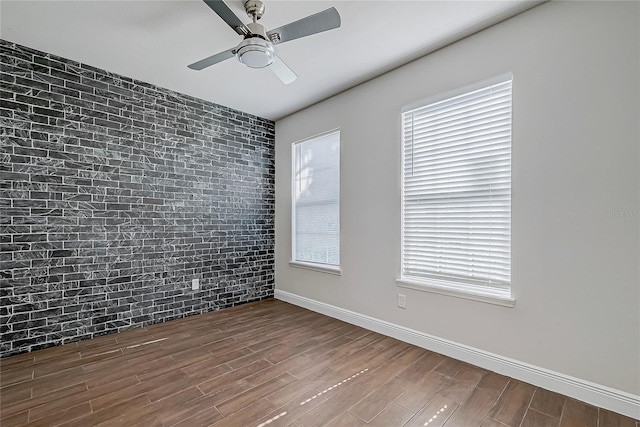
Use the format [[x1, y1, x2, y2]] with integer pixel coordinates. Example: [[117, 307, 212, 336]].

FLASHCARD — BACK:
[[188, 0, 341, 84]]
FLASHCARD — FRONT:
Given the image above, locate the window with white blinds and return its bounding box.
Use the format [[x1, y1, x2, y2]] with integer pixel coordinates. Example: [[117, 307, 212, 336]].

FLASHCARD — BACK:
[[401, 75, 512, 299], [292, 130, 340, 270]]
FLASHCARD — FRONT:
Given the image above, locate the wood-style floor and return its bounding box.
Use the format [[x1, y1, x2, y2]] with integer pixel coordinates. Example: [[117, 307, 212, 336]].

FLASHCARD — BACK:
[[0, 299, 637, 427]]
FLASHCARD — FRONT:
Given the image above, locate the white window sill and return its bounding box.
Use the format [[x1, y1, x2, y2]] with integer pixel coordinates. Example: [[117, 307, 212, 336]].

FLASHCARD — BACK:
[[289, 261, 342, 276], [396, 277, 515, 308]]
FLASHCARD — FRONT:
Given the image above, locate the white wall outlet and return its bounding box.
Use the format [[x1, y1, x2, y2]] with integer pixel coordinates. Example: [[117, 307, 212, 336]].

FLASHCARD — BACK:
[[191, 278, 200, 290], [397, 293, 406, 309]]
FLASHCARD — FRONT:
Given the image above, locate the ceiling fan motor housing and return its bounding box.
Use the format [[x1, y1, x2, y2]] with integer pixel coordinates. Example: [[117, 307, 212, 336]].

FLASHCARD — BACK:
[[236, 22, 275, 68]]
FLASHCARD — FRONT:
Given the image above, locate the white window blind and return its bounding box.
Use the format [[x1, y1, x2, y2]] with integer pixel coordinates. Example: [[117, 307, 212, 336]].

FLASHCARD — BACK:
[[401, 76, 512, 294], [292, 130, 340, 267]]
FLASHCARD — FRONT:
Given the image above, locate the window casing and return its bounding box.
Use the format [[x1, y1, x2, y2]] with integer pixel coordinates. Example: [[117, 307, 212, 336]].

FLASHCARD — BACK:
[[291, 130, 340, 273], [399, 75, 513, 305]]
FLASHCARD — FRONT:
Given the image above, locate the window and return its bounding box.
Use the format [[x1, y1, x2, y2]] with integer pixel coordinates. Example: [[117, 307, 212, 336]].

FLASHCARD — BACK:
[[291, 130, 340, 274], [398, 75, 513, 306]]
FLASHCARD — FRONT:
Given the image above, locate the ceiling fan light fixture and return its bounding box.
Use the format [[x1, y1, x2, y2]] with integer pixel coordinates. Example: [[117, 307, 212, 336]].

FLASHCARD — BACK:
[[236, 37, 274, 68]]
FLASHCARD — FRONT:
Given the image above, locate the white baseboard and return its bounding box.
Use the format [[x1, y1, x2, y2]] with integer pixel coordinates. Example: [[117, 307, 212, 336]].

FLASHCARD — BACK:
[[275, 289, 640, 420]]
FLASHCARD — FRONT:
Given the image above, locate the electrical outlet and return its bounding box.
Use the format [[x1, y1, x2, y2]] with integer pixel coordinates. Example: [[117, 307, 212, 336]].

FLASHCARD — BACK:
[[192, 278, 200, 290], [397, 294, 406, 309]]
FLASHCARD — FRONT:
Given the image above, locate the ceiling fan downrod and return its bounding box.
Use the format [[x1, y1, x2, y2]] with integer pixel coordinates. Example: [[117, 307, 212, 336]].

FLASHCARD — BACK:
[[236, 0, 274, 68], [244, 0, 265, 21]]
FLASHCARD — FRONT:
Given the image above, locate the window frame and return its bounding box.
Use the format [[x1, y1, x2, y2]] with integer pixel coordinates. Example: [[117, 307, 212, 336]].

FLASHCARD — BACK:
[[290, 129, 341, 275], [397, 74, 515, 307]]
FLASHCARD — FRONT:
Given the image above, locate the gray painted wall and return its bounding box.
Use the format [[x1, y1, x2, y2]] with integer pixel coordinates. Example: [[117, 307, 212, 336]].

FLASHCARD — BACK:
[[275, 1, 640, 395]]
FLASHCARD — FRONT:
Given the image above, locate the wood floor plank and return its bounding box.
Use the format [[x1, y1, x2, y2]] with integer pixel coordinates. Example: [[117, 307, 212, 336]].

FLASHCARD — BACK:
[[456, 362, 487, 381], [288, 334, 384, 381], [59, 394, 151, 427], [0, 384, 31, 405], [24, 402, 92, 427], [559, 397, 598, 427], [145, 374, 204, 402], [0, 299, 637, 427], [74, 335, 118, 352], [349, 346, 422, 396], [1, 383, 88, 419], [238, 313, 323, 349], [434, 357, 464, 378], [439, 363, 485, 404], [369, 335, 400, 350], [0, 354, 36, 371], [530, 387, 566, 419], [32, 350, 122, 378], [520, 408, 560, 427], [476, 371, 510, 396], [106, 387, 204, 427], [181, 361, 233, 384], [31, 345, 80, 363], [199, 379, 254, 407], [323, 412, 366, 427], [598, 408, 638, 427], [303, 336, 352, 360], [367, 345, 426, 381], [215, 372, 297, 416], [0, 410, 29, 427], [0, 367, 33, 387], [155, 389, 227, 426], [480, 418, 511, 427], [225, 346, 281, 370], [265, 378, 320, 407], [0, 352, 79, 387], [328, 342, 394, 377], [244, 354, 315, 387], [297, 367, 348, 396], [88, 371, 175, 412], [77, 338, 123, 358], [209, 397, 275, 427], [29, 375, 137, 421], [397, 350, 445, 382], [443, 387, 499, 426], [197, 359, 272, 394], [133, 355, 203, 383], [349, 376, 408, 422], [79, 347, 163, 374], [367, 401, 415, 426], [295, 382, 372, 427], [395, 370, 452, 412], [166, 337, 238, 361], [252, 389, 329, 427], [404, 393, 458, 427], [131, 416, 163, 427], [263, 330, 348, 365], [488, 379, 536, 426], [30, 367, 87, 396]]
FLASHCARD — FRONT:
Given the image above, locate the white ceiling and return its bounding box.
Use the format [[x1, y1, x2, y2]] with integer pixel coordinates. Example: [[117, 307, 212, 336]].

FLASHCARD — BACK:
[[0, 0, 540, 121]]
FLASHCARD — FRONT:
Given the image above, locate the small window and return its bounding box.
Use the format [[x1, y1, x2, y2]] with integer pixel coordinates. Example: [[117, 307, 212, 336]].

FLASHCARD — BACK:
[[399, 75, 513, 305], [291, 130, 340, 273]]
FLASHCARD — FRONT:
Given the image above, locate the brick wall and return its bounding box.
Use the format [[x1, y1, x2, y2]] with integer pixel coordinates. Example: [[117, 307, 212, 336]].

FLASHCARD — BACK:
[[0, 40, 275, 357]]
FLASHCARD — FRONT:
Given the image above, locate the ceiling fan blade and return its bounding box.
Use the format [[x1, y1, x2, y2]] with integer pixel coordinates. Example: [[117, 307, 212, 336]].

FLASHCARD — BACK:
[[267, 7, 340, 45], [202, 0, 251, 36], [270, 55, 297, 84], [188, 48, 235, 70]]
